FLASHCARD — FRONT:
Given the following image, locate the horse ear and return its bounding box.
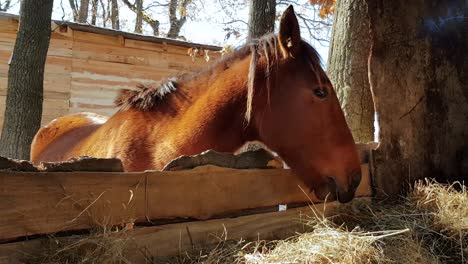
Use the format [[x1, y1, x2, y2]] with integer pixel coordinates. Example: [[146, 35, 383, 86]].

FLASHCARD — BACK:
[[279, 5, 301, 58]]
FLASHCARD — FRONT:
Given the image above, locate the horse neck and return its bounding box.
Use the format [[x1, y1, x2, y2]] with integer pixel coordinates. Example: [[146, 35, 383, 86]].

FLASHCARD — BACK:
[[171, 55, 259, 154]]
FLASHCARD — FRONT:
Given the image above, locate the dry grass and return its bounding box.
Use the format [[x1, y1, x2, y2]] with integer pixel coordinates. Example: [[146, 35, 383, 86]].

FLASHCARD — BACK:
[[22, 228, 132, 264], [172, 179, 467, 264], [21, 179, 466, 264]]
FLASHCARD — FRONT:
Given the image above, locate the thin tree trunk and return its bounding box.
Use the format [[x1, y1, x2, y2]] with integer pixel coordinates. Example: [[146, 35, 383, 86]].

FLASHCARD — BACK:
[[366, 0, 468, 196], [0, 0, 13, 11], [148, 20, 159, 36], [90, 0, 98, 25], [247, 0, 276, 40], [99, 0, 106, 27], [0, 0, 53, 160], [327, 0, 374, 143], [68, 0, 78, 21], [167, 0, 191, 38], [121, 0, 160, 36], [78, 0, 89, 23], [134, 0, 143, 33], [111, 0, 119, 30]]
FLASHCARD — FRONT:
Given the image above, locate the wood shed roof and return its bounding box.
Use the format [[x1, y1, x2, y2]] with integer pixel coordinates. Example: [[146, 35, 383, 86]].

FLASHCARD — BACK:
[[0, 12, 222, 51]]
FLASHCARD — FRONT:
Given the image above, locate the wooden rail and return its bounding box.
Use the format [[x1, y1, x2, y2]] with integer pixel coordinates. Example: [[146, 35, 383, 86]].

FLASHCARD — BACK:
[[0, 164, 371, 241], [0, 199, 373, 264]]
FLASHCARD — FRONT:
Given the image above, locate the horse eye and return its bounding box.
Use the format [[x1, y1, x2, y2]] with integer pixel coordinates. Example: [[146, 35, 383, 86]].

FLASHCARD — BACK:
[[313, 87, 328, 99]]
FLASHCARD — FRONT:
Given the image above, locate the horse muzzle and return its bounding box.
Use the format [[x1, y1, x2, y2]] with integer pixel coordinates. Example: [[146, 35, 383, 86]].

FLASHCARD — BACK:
[[320, 172, 361, 203]]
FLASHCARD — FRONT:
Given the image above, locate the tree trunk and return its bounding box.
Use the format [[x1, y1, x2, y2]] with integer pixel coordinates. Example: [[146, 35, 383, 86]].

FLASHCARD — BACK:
[[148, 20, 160, 36], [327, 0, 374, 143], [78, 0, 89, 23], [99, 0, 107, 27], [0, 0, 13, 12], [366, 0, 468, 196], [90, 0, 98, 25], [69, 0, 79, 21], [247, 0, 276, 40], [134, 0, 143, 33], [111, 0, 119, 30], [167, 0, 190, 39], [0, 0, 53, 160], [121, 0, 159, 36]]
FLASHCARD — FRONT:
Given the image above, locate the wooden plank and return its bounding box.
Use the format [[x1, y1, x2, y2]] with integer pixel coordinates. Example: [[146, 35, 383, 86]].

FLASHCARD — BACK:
[[0, 172, 146, 241], [0, 200, 362, 264], [73, 30, 122, 47], [71, 58, 178, 81], [0, 35, 16, 45], [74, 41, 166, 67], [0, 161, 371, 241], [145, 164, 372, 220], [0, 33, 72, 58], [124, 38, 167, 53], [125, 202, 349, 261], [0, 18, 18, 33]]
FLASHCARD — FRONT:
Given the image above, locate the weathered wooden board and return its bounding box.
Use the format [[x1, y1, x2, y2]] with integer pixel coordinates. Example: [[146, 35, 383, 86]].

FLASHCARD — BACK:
[[0, 200, 362, 264], [0, 162, 371, 241], [124, 201, 350, 261], [0, 171, 146, 241]]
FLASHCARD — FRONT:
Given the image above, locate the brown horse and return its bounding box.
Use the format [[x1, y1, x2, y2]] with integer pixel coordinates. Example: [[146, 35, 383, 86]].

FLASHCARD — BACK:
[[31, 6, 361, 203]]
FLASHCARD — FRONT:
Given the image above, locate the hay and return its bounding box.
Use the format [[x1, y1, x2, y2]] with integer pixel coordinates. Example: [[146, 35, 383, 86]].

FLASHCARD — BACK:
[[22, 228, 131, 264], [171, 179, 466, 264]]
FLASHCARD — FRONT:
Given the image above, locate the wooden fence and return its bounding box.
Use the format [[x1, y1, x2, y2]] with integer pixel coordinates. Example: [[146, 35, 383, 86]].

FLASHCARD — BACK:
[[0, 143, 375, 263]]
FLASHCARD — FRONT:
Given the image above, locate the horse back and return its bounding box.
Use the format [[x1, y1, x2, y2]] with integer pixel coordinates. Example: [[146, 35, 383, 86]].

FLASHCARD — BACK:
[[31, 112, 108, 163]]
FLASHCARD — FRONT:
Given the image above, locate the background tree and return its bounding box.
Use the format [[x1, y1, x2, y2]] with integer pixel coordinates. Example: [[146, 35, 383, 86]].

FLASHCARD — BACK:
[[68, 0, 90, 22], [90, 0, 98, 25], [247, 0, 276, 40], [0, 0, 54, 159], [134, 0, 143, 33], [326, 0, 374, 143], [365, 0, 468, 195], [0, 0, 18, 12], [77, 0, 89, 23], [167, 0, 192, 38], [110, 0, 119, 30], [121, 0, 161, 36]]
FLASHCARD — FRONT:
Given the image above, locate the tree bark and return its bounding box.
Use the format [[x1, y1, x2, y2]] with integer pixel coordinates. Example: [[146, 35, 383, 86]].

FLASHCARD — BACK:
[[78, 0, 89, 23], [0, 0, 13, 12], [90, 0, 98, 25], [247, 0, 276, 40], [121, 0, 160, 36], [134, 0, 143, 33], [167, 0, 191, 39], [99, 0, 107, 27], [327, 0, 374, 143], [366, 0, 468, 195], [68, 0, 79, 21], [0, 0, 53, 160], [111, 0, 120, 30]]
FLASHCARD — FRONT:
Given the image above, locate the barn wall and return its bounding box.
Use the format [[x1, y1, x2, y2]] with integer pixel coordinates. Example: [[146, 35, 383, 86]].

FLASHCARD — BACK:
[[0, 15, 220, 130]]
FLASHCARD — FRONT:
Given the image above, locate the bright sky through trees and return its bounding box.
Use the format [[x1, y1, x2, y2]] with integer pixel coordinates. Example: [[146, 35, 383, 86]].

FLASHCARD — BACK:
[[5, 0, 331, 62]]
